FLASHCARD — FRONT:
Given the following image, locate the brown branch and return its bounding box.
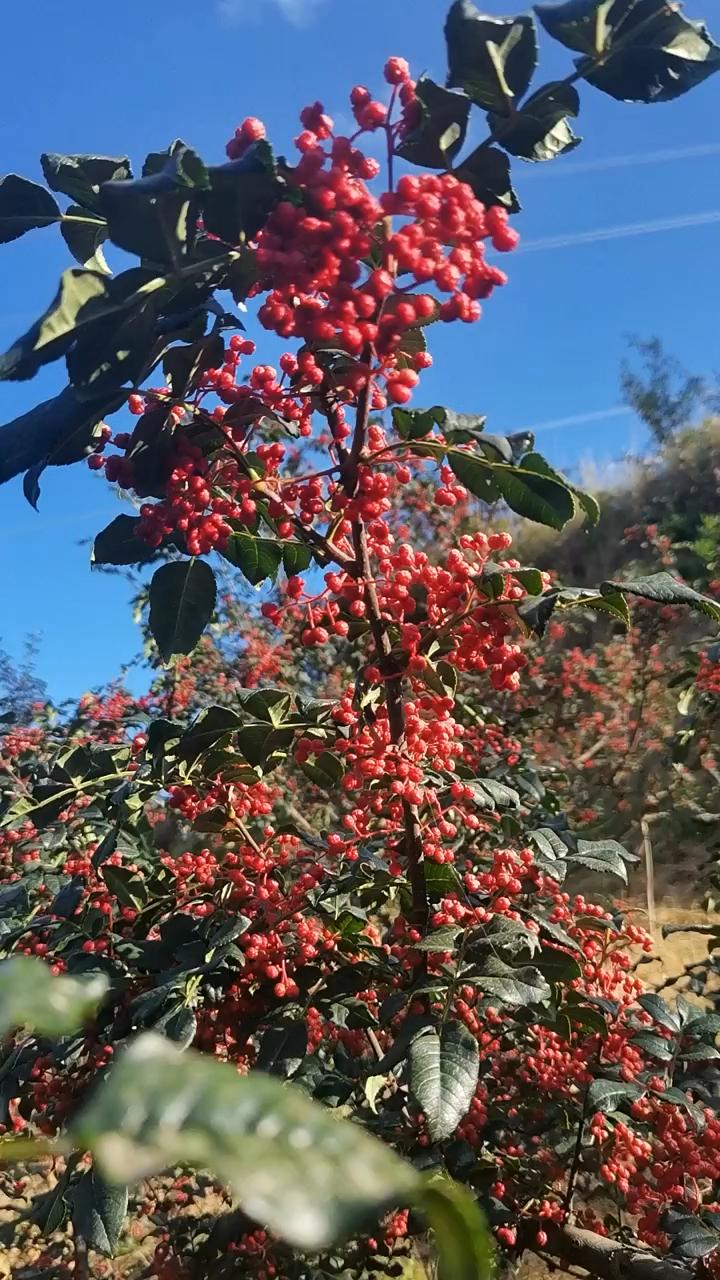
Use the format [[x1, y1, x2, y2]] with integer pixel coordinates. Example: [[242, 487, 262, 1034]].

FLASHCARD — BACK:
[[526, 1222, 694, 1280]]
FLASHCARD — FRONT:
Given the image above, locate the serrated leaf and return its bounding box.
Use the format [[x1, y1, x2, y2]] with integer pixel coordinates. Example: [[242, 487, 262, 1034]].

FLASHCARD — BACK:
[[396, 77, 471, 169], [101, 865, 148, 910], [673, 1217, 720, 1258], [602, 573, 720, 623], [41, 153, 132, 213], [256, 1019, 308, 1078], [409, 1020, 480, 1142], [148, 560, 217, 664], [71, 1170, 128, 1257], [178, 705, 242, 765], [72, 1033, 419, 1250], [631, 1031, 675, 1061], [453, 145, 520, 213], [92, 515, 157, 566], [0, 174, 61, 244], [61, 205, 109, 270], [0, 957, 108, 1036], [519, 451, 599, 525], [415, 926, 463, 953], [474, 957, 551, 1007], [637, 993, 681, 1033], [586, 1077, 645, 1113], [537, 946, 582, 983], [222, 533, 283, 586], [445, 1, 538, 110], [447, 449, 575, 528], [489, 81, 581, 162]]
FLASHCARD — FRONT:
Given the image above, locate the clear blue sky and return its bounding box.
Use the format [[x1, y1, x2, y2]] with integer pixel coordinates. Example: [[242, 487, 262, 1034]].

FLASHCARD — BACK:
[[1, 0, 719, 701]]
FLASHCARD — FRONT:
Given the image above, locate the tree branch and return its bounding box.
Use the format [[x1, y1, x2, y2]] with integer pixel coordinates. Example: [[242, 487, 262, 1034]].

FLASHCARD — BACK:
[[528, 1222, 694, 1280]]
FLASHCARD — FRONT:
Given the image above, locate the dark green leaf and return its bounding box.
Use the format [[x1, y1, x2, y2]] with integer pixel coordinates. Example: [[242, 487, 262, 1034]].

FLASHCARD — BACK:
[[417, 1178, 495, 1280], [673, 1218, 720, 1259], [409, 1020, 480, 1142], [475, 957, 551, 1007], [415, 926, 463, 952], [236, 724, 294, 771], [586, 1077, 645, 1112], [453, 145, 520, 212], [631, 1031, 674, 1061], [537, 946, 582, 983], [568, 839, 631, 882], [178, 705, 243, 765], [448, 448, 575, 528], [0, 174, 61, 244], [602, 572, 720, 623], [300, 751, 345, 789], [256, 1019, 308, 1077], [222, 533, 283, 586], [534, 0, 615, 57], [637, 992, 681, 1033], [99, 142, 207, 262], [101, 865, 148, 910], [521, 453, 599, 524], [281, 541, 313, 576], [92, 515, 156, 567], [0, 957, 108, 1036], [41, 153, 132, 213], [71, 1170, 128, 1257], [397, 78, 471, 169], [163, 332, 225, 398], [657, 1087, 706, 1131], [60, 206, 110, 271], [72, 1033, 419, 1250], [148, 560, 217, 663], [202, 143, 285, 245], [582, 2, 720, 104], [0, 266, 164, 383], [489, 81, 581, 162], [153, 1006, 198, 1049], [393, 406, 440, 442], [445, 1, 538, 110]]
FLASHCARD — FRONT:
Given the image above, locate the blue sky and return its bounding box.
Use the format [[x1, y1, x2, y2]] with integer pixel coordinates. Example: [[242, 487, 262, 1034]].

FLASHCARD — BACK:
[[1, 0, 719, 702]]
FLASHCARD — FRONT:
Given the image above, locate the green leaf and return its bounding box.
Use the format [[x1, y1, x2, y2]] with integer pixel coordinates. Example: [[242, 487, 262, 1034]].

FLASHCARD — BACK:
[[417, 1178, 495, 1280], [0, 957, 108, 1036], [568, 838, 633, 882], [519, 453, 600, 522], [393, 406, 441, 442], [447, 448, 575, 528], [163, 332, 225, 398], [396, 78, 471, 169], [178, 705, 243, 765], [672, 1218, 720, 1259], [445, 0, 538, 110], [41, 153, 133, 214], [221, 533, 283, 586], [92, 515, 157, 567], [148, 560, 217, 664], [256, 1019, 308, 1077], [300, 751, 345, 789], [236, 724, 294, 771], [582, 2, 720, 104], [72, 1033, 419, 1250], [602, 572, 720, 623], [281, 541, 313, 576], [657, 1087, 706, 1132], [0, 265, 165, 383], [0, 174, 61, 244], [453, 145, 520, 212], [61, 206, 110, 271], [415, 926, 463, 952], [71, 1170, 128, 1257], [535, 0, 614, 57], [202, 142, 285, 245], [474, 957, 551, 1007], [67, 296, 159, 398], [631, 1031, 674, 1061], [409, 1020, 480, 1143], [637, 992, 681, 1033], [489, 81, 581, 162], [0, 385, 123, 488], [101, 865, 148, 910], [586, 1077, 645, 1113], [537, 946, 582, 984]]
